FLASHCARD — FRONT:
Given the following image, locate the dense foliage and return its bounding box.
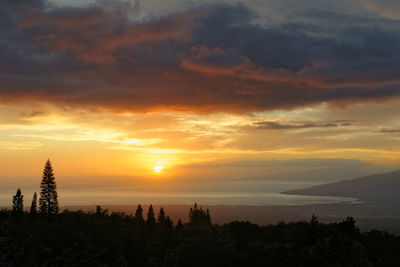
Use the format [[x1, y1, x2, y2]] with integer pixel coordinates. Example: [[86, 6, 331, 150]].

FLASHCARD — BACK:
[[1, 204, 400, 266]]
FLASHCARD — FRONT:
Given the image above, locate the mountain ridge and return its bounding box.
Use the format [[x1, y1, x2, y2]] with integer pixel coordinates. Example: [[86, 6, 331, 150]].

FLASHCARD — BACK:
[[283, 169, 400, 204]]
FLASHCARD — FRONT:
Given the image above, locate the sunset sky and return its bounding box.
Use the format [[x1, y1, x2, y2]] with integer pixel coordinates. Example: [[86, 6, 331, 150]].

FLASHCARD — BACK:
[[1, 0, 400, 192]]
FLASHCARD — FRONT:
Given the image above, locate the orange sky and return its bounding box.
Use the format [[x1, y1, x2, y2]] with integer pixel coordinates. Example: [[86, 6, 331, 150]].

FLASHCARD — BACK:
[[1, 101, 400, 182]]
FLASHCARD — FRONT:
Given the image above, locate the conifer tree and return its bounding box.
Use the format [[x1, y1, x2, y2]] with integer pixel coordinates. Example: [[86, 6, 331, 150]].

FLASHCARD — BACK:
[[157, 207, 166, 223], [30, 192, 37, 215], [135, 204, 144, 222], [95, 205, 108, 216], [12, 188, 23, 213], [39, 159, 59, 215], [165, 216, 173, 229], [189, 203, 211, 226], [176, 219, 183, 230], [147, 204, 156, 233]]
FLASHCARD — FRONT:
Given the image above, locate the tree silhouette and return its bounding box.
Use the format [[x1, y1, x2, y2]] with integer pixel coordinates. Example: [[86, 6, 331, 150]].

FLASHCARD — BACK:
[[176, 219, 183, 230], [189, 203, 211, 226], [147, 204, 156, 234], [157, 207, 166, 223], [39, 159, 59, 215], [310, 214, 319, 226], [308, 214, 320, 242], [135, 204, 144, 223], [12, 188, 23, 213], [30, 192, 37, 215], [95, 205, 108, 216], [206, 208, 211, 224], [165, 216, 173, 229], [340, 216, 358, 235]]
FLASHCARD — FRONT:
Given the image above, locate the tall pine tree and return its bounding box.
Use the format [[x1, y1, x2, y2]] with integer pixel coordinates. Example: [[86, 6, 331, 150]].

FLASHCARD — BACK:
[[147, 204, 156, 234], [135, 204, 144, 223], [39, 159, 59, 215], [30, 192, 37, 215], [12, 188, 23, 213], [157, 207, 166, 223]]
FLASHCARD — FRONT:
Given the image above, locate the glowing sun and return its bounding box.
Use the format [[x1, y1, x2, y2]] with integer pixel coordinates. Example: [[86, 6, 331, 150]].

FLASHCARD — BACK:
[[153, 165, 163, 173]]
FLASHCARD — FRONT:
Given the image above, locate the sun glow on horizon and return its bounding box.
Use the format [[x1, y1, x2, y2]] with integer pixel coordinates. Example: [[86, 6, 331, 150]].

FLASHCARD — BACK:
[[153, 164, 163, 173]]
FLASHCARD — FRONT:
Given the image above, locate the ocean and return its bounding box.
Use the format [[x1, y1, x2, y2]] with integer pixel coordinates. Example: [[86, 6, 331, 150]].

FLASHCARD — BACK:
[[0, 180, 355, 207]]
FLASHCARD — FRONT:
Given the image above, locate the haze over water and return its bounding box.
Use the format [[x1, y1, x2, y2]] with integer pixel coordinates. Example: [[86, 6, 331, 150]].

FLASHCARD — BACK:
[[0, 180, 355, 207]]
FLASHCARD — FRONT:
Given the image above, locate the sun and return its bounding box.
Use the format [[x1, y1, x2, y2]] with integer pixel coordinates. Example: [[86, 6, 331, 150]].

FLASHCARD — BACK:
[[153, 165, 163, 173]]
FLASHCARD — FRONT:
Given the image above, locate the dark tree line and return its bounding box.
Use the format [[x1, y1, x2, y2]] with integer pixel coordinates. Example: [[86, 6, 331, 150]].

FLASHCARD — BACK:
[[1, 204, 400, 266], [11, 159, 58, 216], [4, 160, 400, 266]]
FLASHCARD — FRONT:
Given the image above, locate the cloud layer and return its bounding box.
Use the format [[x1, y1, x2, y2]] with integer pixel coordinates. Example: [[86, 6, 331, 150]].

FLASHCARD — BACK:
[[1, 0, 400, 113]]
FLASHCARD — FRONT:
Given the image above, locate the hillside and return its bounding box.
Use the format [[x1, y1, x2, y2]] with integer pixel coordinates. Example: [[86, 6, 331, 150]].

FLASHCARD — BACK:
[[283, 170, 400, 203], [266, 167, 372, 182]]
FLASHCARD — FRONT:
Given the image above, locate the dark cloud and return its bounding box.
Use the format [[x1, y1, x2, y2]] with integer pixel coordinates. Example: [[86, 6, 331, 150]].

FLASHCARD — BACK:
[[381, 128, 400, 133], [20, 110, 46, 118], [253, 120, 355, 130], [184, 158, 372, 169], [0, 0, 400, 113]]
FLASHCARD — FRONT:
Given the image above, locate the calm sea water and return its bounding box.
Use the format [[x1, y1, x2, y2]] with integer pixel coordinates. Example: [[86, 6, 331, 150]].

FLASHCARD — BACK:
[[0, 180, 356, 207]]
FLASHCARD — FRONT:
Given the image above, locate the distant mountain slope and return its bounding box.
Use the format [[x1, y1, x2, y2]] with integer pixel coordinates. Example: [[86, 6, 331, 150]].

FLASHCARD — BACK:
[[266, 167, 372, 182], [283, 170, 400, 203]]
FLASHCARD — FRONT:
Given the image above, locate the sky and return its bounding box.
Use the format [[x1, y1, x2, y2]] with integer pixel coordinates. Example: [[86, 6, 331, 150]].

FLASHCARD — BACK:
[[1, 0, 400, 192]]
